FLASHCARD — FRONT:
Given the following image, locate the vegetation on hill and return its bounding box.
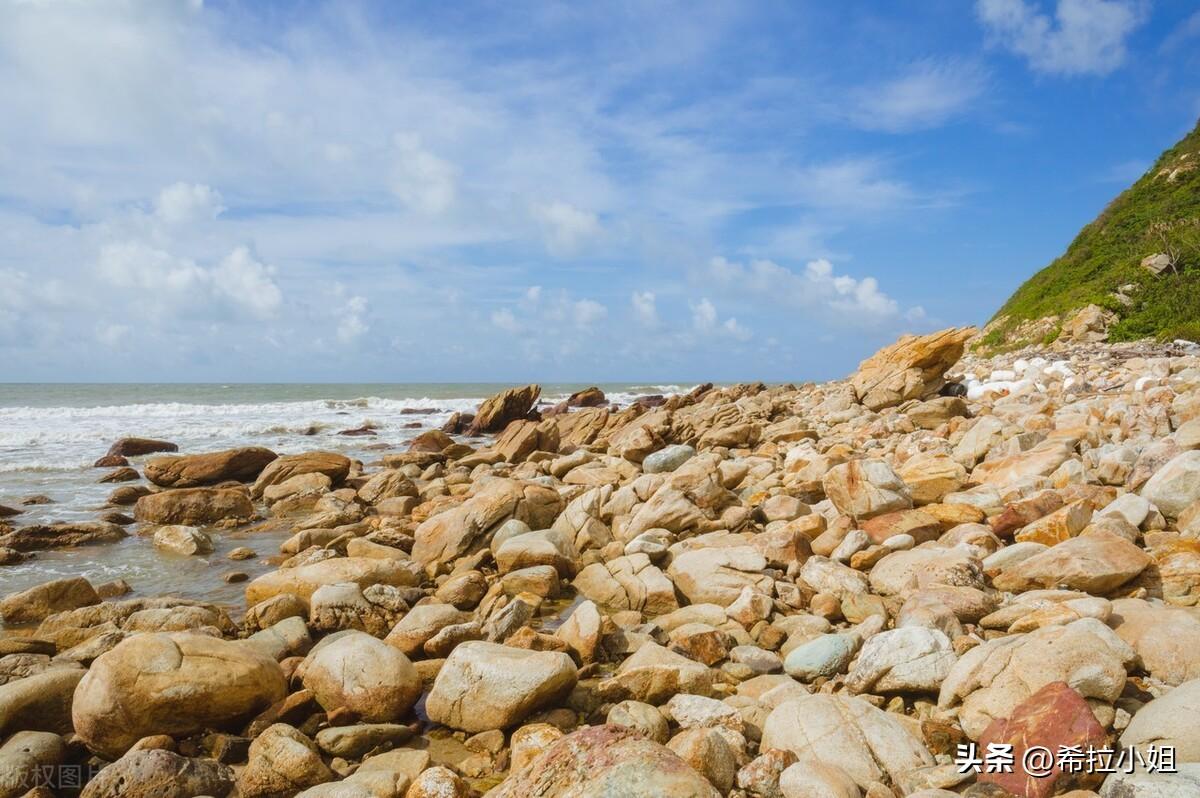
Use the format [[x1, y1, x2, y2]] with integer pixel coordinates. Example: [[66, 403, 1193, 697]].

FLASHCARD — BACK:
[[989, 118, 1200, 346]]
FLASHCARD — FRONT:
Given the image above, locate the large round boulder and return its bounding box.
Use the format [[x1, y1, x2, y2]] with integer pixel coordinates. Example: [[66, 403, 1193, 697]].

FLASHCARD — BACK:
[[72, 633, 288, 758], [300, 632, 421, 722]]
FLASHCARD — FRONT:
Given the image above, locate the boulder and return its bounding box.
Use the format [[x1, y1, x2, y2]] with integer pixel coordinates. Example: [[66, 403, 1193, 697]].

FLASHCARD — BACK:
[[72, 632, 288, 758], [784, 633, 859, 681], [1142, 451, 1200, 519], [0, 577, 100, 625], [0, 522, 126, 552], [240, 723, 334, 798], [822, 459, 913, 521], [143, 446, 278, 488], [991, 531, 1151, 594], [425, 642, 577, 732], [976, 681, 1106, 798], [106, 438, 178, 457], [80, 749, 234, 798], [494, 419, 560, 464], [761, 694, 935, 789], [610, 642, 714, 703], [489, 724, 721, 798], [1119, 677, 1200, 763], [0, 666, 84, 736], [244, 557, 420, 604], [134, 487, 255, 526], [301, 632, 421, 722], [467, 384, 541, 435], [668, 546, 772, 607], [0, 730, 66, 798], [567, 386, 606, 407], [844, 627, 956, 695], [938, 618, 1135, 739], [849, 327, 974, 411], [411, 479, 563, 571], [252, 452, 351, 498], [573, 554, 679, 615], [644, 445, 698, 474], [152, 525, 214, 556], [1108, 598, 1200, 685]]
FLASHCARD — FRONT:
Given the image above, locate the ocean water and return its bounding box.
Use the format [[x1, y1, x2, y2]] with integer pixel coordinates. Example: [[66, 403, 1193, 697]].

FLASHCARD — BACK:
[[0, 383, 686, 617]]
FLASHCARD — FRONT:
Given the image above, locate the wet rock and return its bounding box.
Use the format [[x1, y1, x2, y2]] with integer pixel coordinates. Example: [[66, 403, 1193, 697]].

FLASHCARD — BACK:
[[134, 487, 255, 526], [0, 522, 126, 552], [252, 452, 352, 499], [0, 577, 100, 625], [245, 557, 420, 604], [143, 446, 278, 488], [107, 438, 178, 457], [152, 524, 214, 555]]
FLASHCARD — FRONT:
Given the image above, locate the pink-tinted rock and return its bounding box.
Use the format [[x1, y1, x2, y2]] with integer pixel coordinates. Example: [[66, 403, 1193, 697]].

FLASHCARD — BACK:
[[977, 681, 1108, 798]]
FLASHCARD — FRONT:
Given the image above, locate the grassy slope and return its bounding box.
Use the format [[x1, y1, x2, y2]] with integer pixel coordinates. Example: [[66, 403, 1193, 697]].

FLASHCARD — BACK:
[[991, 118, 1200, 344]]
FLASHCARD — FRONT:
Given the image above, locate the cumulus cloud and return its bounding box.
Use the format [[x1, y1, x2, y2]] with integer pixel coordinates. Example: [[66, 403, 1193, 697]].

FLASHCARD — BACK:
[[976, 0, 1146, 76], [705, 256, 913, 324], [98, 240, 282, 320], [532, 201, 601, 256], [155, 182, 224, 224], [850, 59, 987, 132], [491, 307, 521, 333], [691, 298, 718, 331], [572, 298, 607, 326]]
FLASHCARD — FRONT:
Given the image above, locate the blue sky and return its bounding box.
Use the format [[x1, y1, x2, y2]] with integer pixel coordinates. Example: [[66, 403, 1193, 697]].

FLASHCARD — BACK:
[[1, 0, 1198, 383]]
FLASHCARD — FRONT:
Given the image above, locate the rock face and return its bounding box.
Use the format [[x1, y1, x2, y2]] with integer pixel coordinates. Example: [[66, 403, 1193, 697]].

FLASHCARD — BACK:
[[301, 632, 421, 722], [490, 724, 721, 798], [849, 326, 975, 411], [72, 632, 288, 758], [425, 642, 577, 732], [143, 446, 278, 488], [134, 486, 255, 526], [760, 694, 935, 789], [0, 577, 100, 625], [467, 384, 541, 435], [976, 681, 1107, 798]]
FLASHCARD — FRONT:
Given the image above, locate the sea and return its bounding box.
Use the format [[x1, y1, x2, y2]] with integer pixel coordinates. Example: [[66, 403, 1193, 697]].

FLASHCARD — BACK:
[[0, 383, 688, 616]]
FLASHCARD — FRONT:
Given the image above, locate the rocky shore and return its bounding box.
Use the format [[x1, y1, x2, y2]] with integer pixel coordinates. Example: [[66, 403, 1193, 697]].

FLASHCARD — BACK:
[[2, 328, 1200, 797]]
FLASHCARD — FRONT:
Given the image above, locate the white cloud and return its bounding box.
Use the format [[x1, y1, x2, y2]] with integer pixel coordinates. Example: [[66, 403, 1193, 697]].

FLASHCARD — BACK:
[[631, 291, 659, 327], [796, 160, 914, 212], [337, 296, 369, 344], [976, 0, 1146, 76], [573, 298, 607, 327], [532, 201, 601, 256], [723, 317, 752, 341], [691, 298, 717, 331], [850, 59, 986, 132], [155, 182, 224, 224], [705, 256, 912, 324], [491, 307, 521, 333], [391, 133, 458, 214], [97, 240, 282, 320]]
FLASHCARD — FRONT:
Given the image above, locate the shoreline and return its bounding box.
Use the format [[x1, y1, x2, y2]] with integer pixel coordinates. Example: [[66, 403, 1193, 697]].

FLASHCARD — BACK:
[[1, 329, 1199, 796]]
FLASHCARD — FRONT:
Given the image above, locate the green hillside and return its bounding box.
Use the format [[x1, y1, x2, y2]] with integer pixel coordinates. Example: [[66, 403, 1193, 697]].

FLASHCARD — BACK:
[[988, 118, 1200, 347]]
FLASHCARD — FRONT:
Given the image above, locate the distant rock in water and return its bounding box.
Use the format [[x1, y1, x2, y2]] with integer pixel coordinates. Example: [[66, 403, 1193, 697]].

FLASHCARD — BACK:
[[567, 386, 606, 407], [106, 437, 179, 458], [143, 447, 278, 488]]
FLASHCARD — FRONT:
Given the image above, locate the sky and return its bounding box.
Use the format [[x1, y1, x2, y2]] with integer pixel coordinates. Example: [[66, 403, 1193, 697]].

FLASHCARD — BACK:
[[1, 0, 1199, 383]]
